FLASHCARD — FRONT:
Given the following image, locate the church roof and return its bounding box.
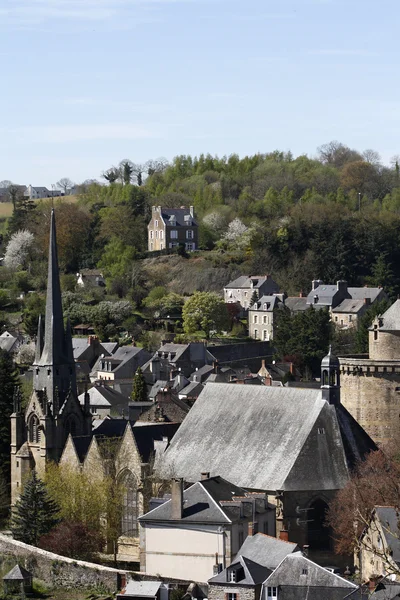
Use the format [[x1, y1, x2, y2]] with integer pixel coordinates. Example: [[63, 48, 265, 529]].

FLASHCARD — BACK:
[[132, 422, 180, 462], [159, 383, 375, 491]]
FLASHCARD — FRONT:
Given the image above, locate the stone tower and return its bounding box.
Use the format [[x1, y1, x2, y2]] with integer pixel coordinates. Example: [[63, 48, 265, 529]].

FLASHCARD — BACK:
[[321, 345, 341, 405], [11, 209, 91, 504]]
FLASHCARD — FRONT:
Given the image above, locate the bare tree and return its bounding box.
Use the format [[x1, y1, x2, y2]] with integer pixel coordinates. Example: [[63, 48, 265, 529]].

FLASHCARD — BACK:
[[317, 141, 362, 168], [56, 177, 74, 195], [362, 149, 382, 165], [0, 180, 12, 189], [145, 157, 169, 176]]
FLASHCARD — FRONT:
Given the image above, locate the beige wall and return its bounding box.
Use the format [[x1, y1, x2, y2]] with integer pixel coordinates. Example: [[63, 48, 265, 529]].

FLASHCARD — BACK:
[[358, 518, 400, 582], [369, 330, 400, 361], [248, 310, 274, 341]]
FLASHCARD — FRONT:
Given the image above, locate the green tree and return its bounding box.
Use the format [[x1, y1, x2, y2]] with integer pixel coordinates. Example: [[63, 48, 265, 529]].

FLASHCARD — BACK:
[[22, 293, 46, 337], [131, 367, 148, 402], [0, 350, 20, 485], [11, 471, 59, 546], [365, 253, 396, 299], [182, 292, 229, 338]]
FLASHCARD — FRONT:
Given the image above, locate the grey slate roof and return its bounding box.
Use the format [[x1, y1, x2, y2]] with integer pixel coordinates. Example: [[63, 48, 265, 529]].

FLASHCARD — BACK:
[[372, 300, 400, 331], [250, 295, 282, 311], [78, 385, 129, 413], [331, 299, 365, 314], [348, 286, 383, 302], [140, 476, 250, 524], [3, 564, 32, 581], [159, 383, 375, 491], [161, 208, 197, 227], [179, 381, 204, 398], [208, 555, 271, 586], [236, 533, 299, 569], [284, 297, 309, 312], [263, 553, 357, 589], [225, 275, 279, 292], [375, 507, 400, 563], [122, 580, 162, 597]]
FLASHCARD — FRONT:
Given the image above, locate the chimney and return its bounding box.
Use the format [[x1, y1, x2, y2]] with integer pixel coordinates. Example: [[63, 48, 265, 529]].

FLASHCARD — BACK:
[[289, 362, 294, 375], [265, 274, 271, 280], [248, 521, 257, 537], [336, 280, 348, 294], [189, 205, 194, 217], [201, 472, 210, 480], [364, 297, 371, 305], [312, 279, 323, 291], [213, 360, 220, 374], [171, 478, 184, 519], [117, 573, 126, 591], [279, 529, 289, 542], [302, 545, 309, 558]]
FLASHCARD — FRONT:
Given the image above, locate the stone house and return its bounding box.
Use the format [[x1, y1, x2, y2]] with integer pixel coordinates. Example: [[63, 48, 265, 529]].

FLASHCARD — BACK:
[[24, 184, 62, 199], [224, 275, 279, 311], [248, 296, 284, 341], [158, 350, 376, 559], [139, 475, 275, 583], [142, 342, 214, 384], [147, 206, 198, 252], [208, 533, 299, 600], [76, 269, 106, 288], [260, 553, 358, 600], [78, 383, 130, 418], [91, 346, 151, 382], [357, 507, 400, 583], [340, 299, 400, 446]]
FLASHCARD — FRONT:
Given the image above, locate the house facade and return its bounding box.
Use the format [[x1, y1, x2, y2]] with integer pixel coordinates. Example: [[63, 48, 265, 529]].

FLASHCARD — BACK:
[[24, 185, 63, 199], [357, 507, 400, 583], [147, 206, 198, 252], [248, 296, 284, 341]]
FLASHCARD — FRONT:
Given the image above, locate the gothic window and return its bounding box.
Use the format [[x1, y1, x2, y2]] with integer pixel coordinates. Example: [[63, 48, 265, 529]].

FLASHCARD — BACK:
[[307, 499, 331, 550], [322, 369, 328, 386], [28, 414, 40, 444], [119, 470, 138, 536]]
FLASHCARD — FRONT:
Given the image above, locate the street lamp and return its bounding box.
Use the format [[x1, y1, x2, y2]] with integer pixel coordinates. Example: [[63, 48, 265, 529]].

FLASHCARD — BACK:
[[358, 192, 361, 212]]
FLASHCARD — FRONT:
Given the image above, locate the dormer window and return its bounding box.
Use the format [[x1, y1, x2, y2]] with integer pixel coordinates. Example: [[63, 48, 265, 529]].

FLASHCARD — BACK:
[[228, 570, 236, 583]]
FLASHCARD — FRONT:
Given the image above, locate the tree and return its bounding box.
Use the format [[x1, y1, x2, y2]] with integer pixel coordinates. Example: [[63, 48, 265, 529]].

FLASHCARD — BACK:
[[131, 367, 148, 402], [0, 350, 20, 484], [119, 160, 134, 185], [327, 448, 400, 569], [102, 167, 119, 184], [39, 521, 104, 561], [11, 471, 59, 546], [182, 292, 229, 338], [56, 177, 74, 195], [3, 229, 34, 270]]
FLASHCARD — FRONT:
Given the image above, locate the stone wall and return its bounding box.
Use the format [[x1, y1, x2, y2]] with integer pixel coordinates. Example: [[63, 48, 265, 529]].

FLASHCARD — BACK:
[[0, 534, 126, 591], [340, 359, 400, 446], [208, 583, 259, 600], [369, 330, 400, 361]]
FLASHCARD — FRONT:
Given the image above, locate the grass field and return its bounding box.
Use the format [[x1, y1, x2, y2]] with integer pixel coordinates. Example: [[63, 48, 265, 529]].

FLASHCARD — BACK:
[[0, 195, 78, 219]]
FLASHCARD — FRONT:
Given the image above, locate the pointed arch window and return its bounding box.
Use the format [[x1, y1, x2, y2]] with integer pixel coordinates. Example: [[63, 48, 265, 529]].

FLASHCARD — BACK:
[[28, 414, 40, 444], [119, 470, 138, 536]]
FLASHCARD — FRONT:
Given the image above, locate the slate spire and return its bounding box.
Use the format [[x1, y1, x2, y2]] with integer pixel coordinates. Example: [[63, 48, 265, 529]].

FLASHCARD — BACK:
[[34, 314, 44, 364]]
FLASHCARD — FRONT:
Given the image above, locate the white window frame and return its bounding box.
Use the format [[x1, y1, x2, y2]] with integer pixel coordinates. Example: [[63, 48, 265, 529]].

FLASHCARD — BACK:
[[155, 230, 159, 239], [228, 570, 236, 583], [186, 242, 194, 251], [263, 315, 267, 324], [267, 587, 278, 600], [263, 330, 268, 341], [170, 230, 178, 239], [186, 229, 193, 239], [150, 230, 154, 239], [227, 594, 237, 600]]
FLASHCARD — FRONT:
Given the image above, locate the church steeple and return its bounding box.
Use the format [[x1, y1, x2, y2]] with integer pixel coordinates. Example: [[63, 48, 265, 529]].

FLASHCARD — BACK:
[[321, 345, 341, 405], [33, 209, 77, 410]]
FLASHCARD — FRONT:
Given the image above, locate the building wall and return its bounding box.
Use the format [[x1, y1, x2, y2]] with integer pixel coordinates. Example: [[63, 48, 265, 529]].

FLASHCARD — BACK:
[[208, 583, 259, 600], [340, 360, 400, 446], [224, 288, 253, 309], [369, 330, 400, 361], [358, 519, 400, 582], [141, 523, 230, 583], [148, 207, 198, 252], [248, 310, 274, 341], [331, 312, 359, 329]]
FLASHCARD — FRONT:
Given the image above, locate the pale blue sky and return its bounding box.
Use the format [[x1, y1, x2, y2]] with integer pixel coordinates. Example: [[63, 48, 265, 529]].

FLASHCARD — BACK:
[[0, 0, 399, 186]]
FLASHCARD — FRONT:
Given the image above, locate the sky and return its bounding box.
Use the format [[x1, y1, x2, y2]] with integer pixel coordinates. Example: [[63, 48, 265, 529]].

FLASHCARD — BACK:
[[0, 0, 399, 186]]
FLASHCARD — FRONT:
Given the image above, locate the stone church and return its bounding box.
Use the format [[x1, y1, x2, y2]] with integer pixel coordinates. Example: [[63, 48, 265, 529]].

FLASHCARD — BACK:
[[11, 210, 92, 505], [10, 211, 177, 561]]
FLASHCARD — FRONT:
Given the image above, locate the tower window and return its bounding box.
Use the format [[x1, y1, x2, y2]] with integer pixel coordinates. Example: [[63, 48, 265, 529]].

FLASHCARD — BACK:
[[28, 414, 40, 444]]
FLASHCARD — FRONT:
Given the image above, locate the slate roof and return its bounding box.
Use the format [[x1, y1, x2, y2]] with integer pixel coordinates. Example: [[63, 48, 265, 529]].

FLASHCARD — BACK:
[[372, 300, 400, 331], [159, 383, 375, 491], [374, 507, 400, 563], [78, 385, 129, 413], [92, 418, 128, 438], [3, 564, 32, 581], [161, 208, 197, 227], [140, 476, 252, 524], [370, 581, 400, 599], [250, 295, 282, 311], [149, 380, 169, 399], [263, 553, 357, 590], [122, 580, 162, 597], [208, 341, 272, 365], [332, 299, 365, 314], [208, 555, 271, 586], [132, 422, 180, 462], [348, 286, 383, 302], [179, 381, 204, 398], [236, 533, 299, 569], [225, 275, 279, 292], [0, 336, 18, 352], [284, 297, 310, 312], [306, 284, 341, 305]]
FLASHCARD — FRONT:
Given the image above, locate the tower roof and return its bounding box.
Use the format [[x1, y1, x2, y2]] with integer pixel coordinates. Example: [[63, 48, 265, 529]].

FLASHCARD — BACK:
[[321, 345, 340, 368]]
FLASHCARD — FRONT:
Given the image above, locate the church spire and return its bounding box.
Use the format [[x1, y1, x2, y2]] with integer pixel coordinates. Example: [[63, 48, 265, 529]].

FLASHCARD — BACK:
[[34, 314, 44, 364], [39, 209, 66, 366]]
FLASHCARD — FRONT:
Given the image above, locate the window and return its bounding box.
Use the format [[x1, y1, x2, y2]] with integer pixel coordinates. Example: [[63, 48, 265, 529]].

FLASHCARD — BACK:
[[187, 229, 193, 239], [254, 329, 258, 339], [150, 242, 153, 251], [150, 230, 154, 239], [263, 316, 267, 324], [302, 568, 308, 575], [155, 220, 158, 227], [340, 320, 343, 326], [227, 594, 237, 600], [186, 243, 194, 251], [263, 330, 268, 341], [171, 230, 178, 239], [335, 316, 338, 322], [244, 292, 247, 297], [254, 315, 258, 324], [267, 588, 278, 600], [229, 570, 236, 582], [160, 243, 164, 250], [160, 230, 163, 239], [155, 230, 159, 239], [28, 414, 40, 444], [318, 427, 325, 434], [349, 315, 352, 322], [120, 470, 138, 536]]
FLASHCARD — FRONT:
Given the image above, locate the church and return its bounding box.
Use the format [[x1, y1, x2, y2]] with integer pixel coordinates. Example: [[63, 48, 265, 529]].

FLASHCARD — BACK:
[[11, 209, 92, 505]]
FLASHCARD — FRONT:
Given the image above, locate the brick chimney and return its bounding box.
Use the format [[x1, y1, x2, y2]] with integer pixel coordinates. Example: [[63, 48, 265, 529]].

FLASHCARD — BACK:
[[171, 478, 184, 519], [279, 529, 289, 542], [201, 472, 210, 480]]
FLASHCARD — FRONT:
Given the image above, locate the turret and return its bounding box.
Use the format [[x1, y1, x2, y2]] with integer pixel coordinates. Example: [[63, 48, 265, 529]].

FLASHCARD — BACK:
[[321, 345, 340, 405]]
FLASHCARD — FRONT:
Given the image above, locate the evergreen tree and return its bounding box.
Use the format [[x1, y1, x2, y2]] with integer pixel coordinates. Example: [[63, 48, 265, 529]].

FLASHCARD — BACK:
[[249, 290, 258, 307], [131, 367, 148, 402], [11, 471, 59, 546], [0, 349, 20, 483]]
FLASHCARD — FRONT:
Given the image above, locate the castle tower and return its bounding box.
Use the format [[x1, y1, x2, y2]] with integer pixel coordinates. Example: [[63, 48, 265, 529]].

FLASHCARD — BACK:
[[321, 345, 340, 405], [11, 209, 91, 504]]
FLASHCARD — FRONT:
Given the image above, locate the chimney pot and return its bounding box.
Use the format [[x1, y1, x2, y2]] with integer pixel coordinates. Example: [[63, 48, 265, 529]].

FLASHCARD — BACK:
[[279, 529, 289, 542], [201, 472, 210, 480], [302, 544, 309, 558]]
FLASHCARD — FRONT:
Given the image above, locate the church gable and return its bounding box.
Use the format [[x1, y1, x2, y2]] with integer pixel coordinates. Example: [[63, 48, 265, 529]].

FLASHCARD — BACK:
[[115, 423, 142, 479], [60, 434, 82, 470], [83, 437, 106, 478], [283, 403, 350, 492]]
